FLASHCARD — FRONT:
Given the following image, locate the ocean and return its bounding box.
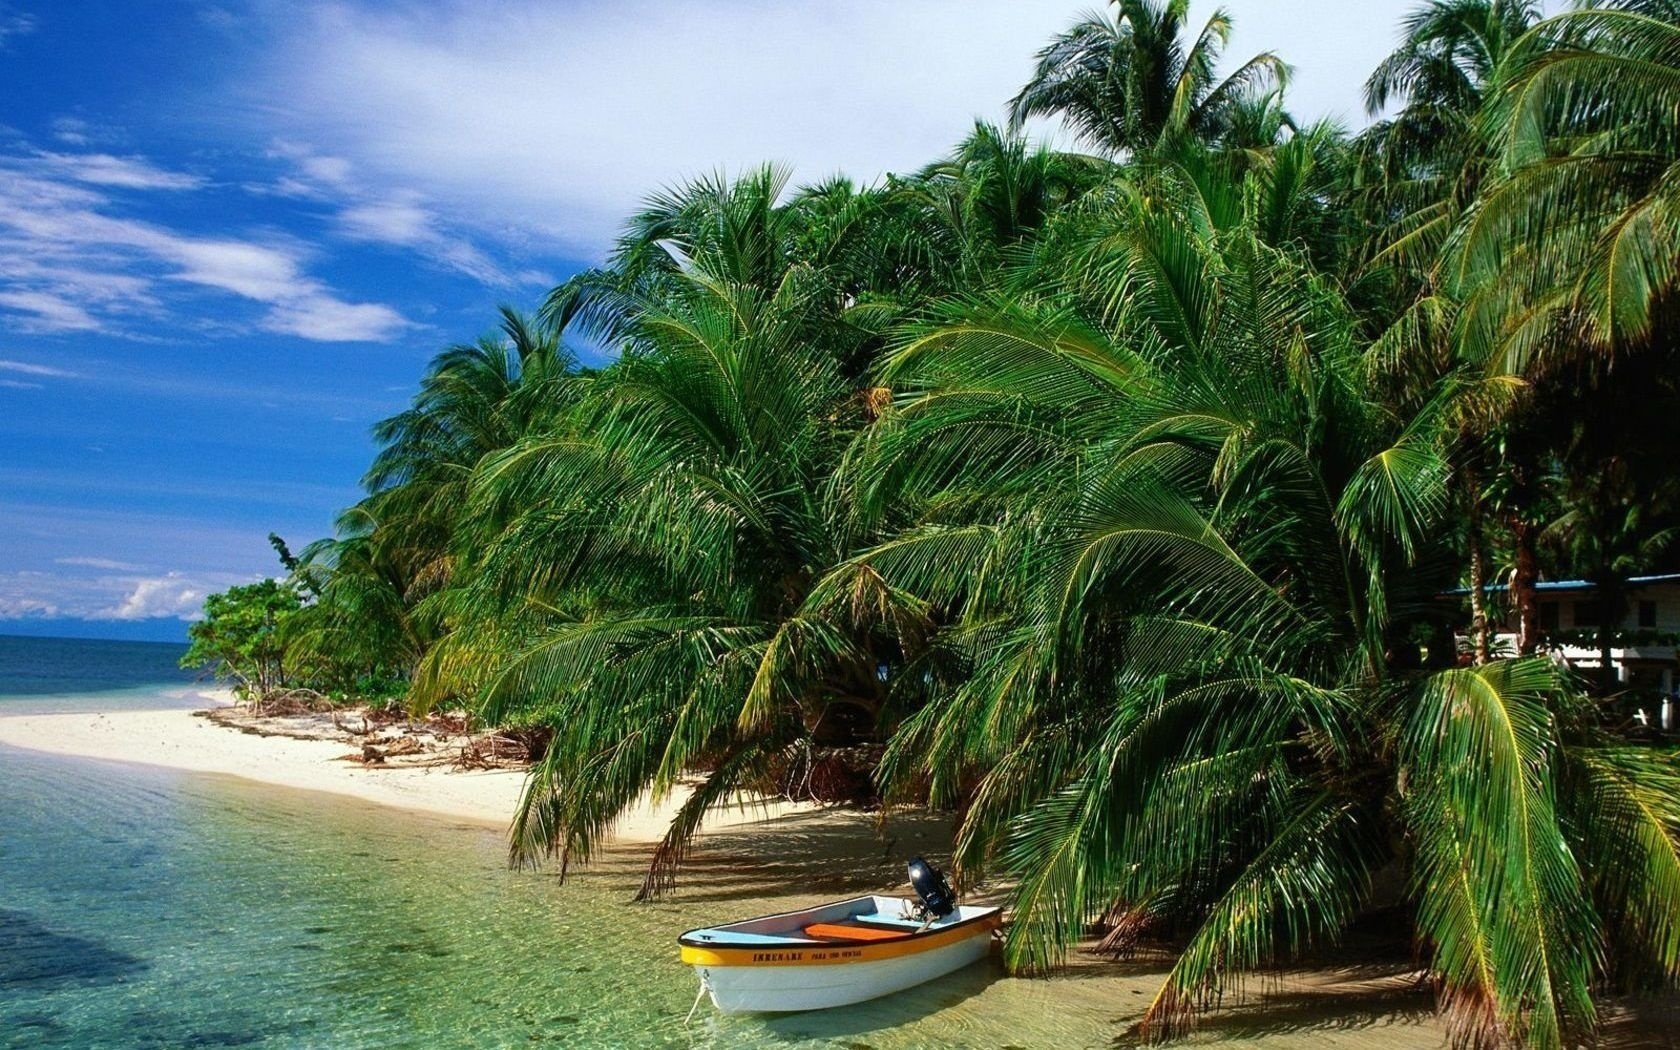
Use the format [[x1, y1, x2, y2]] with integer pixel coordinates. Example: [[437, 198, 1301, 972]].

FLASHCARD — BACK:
[[0, 635, 201, 715], [0, 635, 1128, 1049]]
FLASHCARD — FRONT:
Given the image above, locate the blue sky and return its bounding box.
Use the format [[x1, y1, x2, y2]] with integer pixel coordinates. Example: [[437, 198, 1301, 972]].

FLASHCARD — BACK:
[[0, 0, 1432, 642]]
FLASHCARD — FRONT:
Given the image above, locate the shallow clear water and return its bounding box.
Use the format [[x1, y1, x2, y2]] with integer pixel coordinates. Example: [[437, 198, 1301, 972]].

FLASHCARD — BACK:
[[0, 637, 1127, 1049], [2, 637, 1571, 1049], [0, 740, 1142, 1049]]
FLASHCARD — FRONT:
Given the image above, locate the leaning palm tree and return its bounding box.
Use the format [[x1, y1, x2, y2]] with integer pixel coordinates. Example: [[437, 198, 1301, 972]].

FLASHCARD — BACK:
[[423, 255, 900, 898], [1008, 0, 1289, 157], [287, 310, 578, 691], [788, 168, 1680, 1047]]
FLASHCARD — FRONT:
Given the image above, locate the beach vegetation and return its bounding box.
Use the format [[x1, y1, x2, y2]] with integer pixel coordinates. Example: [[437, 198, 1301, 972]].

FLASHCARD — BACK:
[[201, 1, 1680, 1044], [180, 578, 303, 698]]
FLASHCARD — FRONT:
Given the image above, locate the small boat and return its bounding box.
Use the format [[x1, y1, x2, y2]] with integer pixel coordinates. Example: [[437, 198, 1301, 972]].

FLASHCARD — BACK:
[[678, 857, 1001, 1014]]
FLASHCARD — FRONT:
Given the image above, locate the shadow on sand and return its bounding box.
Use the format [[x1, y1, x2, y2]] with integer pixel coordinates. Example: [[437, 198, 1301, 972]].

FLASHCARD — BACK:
[[601, 807, 956, 906], [595, 807, 1680, 1047]]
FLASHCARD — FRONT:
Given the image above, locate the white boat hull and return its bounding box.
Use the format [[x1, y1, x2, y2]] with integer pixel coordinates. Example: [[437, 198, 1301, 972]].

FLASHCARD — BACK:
[[679, 894, 1001, 1014], [696, 924, 993, 1013]]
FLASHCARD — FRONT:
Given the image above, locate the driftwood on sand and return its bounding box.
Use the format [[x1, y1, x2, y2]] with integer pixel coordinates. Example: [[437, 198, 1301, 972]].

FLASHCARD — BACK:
[[200, 702, 544, 771]]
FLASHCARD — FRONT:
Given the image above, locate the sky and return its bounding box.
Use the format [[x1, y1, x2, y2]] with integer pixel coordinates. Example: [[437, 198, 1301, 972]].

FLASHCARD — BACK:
[[0, 0, 1432, 643]]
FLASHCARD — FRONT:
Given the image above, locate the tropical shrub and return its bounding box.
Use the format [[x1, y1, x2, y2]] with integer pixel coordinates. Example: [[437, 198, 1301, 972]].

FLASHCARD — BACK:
[[180, 579, 302, 697]]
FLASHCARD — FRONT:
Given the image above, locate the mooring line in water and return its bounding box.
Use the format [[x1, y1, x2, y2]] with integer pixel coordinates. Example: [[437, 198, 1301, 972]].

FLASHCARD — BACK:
[[684, 984, 707, 1026]]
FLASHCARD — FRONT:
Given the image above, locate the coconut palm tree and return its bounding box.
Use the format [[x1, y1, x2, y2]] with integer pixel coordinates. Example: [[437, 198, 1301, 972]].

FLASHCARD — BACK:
[[1465, 5, 1680, 350], [1008, 0, 1289, 157], [1356, 0, 1541, 278], [236, 8, 1680, 1045], [286, 309, 577, 692], [1436, 4, 1680, 670], [413, 151, 1117, 893], [426, 246, 893, 898], [786, 169, 1680, 1048]]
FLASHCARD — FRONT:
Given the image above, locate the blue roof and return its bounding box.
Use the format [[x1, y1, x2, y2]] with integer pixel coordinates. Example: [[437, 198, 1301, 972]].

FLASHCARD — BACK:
[[1442, 573, 1680, 597]]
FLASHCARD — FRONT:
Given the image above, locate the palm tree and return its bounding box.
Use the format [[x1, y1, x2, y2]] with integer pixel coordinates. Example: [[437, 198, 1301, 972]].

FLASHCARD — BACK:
[[1442, 4, 1680, 668], [287, 309, 577, 692], [1357, 0, 1540, 278], [1355, 2, 1546, 665], [1465, 5, 1680, 349], [420, 171, 913, 895], [1008, 0, 1289, 157], [788, 169, 1680, 1047], [240, 8, 1680, 1045]]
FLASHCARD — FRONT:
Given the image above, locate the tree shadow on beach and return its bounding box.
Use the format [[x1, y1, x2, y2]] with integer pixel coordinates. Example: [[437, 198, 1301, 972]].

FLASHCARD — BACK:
[[599, 807, 958, 906], [1598, 997, 1680, 1049], [1106, 966, 1436, 1045]]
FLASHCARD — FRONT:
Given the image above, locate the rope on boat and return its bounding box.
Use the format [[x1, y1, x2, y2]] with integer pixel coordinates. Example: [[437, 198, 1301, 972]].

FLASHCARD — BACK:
[[684, 984, 708, 1026]]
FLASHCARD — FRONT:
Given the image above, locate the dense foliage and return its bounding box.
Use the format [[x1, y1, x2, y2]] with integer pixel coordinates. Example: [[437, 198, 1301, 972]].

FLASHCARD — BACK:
[[180, 578, 301, 696], [193, 1, 1680, 1044]]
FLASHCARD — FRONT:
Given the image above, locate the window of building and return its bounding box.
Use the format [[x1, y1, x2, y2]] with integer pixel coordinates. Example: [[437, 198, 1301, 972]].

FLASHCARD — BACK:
[[1573, 601, 1599, 628], [1639, 600, 1658, 629], [1540, 602, 1559, 630]]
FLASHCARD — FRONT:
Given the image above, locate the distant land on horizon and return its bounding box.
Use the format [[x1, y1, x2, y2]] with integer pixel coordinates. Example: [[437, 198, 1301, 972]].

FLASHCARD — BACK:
[[0, 620, 190, 644]]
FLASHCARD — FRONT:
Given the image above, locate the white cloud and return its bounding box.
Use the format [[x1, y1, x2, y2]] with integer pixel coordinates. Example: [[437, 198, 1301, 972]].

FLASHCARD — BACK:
[[0, 145, 414, 341], [0, 378, 42, 389], [34, 150, 208, 191], [55, 556, 146, 571], [98, 573, 208, 621], [262, 296, 409, 342], [340, 198, 431, 244], [0, 3, 35, 48], [241, 0, 1419, 258], [255, 0, 1066, 254], [0, 566, 255, 622], [263, 142, 542, 287], [0, 290, 100, 331], [0, 358, 79, 378], [0, 595, 57, 618], [55, 554, 144, 567], [50, 117, 94, 146]]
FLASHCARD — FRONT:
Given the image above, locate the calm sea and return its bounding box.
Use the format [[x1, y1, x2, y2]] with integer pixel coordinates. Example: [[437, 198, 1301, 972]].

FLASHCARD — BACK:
[[0, 635, 1132, 1049], [0, 634, 200, 714]]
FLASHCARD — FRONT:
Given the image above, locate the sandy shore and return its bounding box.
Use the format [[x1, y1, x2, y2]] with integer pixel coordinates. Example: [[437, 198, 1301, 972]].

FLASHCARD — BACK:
[[0, 700, 808, 842], [5, 698, 1676, 1046]]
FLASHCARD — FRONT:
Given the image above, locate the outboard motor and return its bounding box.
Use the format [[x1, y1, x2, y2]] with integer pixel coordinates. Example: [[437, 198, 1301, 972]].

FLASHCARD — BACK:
[[907, 856, 956, 918]]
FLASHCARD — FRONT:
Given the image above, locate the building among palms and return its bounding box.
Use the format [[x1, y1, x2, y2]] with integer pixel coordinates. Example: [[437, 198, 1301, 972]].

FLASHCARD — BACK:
[[1459, 574, 1680, 728]]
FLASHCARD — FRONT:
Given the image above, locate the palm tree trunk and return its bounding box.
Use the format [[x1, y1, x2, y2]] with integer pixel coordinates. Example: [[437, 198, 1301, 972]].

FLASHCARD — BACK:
[[1511, 518, 1540, 654], [1597, 575, 1623, 695], [1467, 496, 1491, 665]]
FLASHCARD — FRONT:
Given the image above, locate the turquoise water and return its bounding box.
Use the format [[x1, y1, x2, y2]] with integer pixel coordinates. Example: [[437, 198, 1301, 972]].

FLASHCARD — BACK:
[[0, 636, 1121, 1049], [1, 746, 1089, 1049], [2, 636, 1526, 1048]]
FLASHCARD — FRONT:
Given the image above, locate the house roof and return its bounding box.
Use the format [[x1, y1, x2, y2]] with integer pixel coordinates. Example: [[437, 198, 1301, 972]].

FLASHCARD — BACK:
[[1441, 573, 1680, 597]]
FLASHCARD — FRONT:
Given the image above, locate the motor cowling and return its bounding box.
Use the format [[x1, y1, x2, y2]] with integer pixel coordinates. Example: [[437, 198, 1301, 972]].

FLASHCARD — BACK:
[[907, 856, 956, 918]]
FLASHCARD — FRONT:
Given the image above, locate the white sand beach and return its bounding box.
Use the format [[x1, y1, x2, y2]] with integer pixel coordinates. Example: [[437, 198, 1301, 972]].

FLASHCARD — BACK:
[[0, 699, 809, 842], [7, 697, 1679, 1047]]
